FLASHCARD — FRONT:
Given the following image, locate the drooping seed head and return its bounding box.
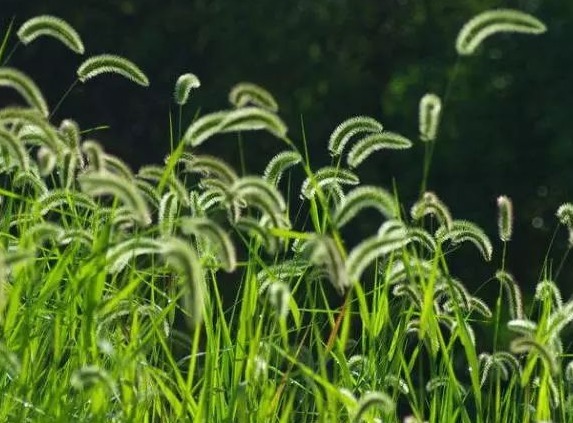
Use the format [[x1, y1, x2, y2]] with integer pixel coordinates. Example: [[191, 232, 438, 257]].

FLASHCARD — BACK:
[[497, 195, 513, 242]]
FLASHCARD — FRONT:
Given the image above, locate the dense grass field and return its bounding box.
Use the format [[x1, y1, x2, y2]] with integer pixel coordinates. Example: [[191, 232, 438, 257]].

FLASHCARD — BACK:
[[0, 9, 571, 423]]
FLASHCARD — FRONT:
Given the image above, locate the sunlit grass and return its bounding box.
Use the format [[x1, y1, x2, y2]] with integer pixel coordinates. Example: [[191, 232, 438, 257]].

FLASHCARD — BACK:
[[0, 9, 570, 423]]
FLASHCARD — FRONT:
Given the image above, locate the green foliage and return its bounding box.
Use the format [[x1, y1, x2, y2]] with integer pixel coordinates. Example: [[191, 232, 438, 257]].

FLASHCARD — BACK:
[[1, 7, 572, 423]]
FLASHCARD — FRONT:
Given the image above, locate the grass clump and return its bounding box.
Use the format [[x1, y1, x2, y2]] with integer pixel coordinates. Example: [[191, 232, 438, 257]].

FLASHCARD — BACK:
[[0, 8, 569, 423]]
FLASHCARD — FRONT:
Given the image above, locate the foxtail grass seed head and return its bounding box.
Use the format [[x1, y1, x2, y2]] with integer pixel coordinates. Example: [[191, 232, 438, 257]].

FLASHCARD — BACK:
[[425, 376, 451, 393], [197, 189, 226, 214], [78, 171, 151, 227], [250, 354, 269, 382], [419, 93, 442, 142], [105, 237, 162, 274], [535, 279, 563, 308], [411, 191, 453, 230], [328, 115, 383, 157], [182, 111, 228, 146], [406, 228, 437, 253], [135, 179, 161, 208], [338, 388, 358, 409], [70, 365, 116, 393], [351, 391, 394, 423], [232, 176, 287, 216], [347, 131, 412, 168], [59, 119, 85, 169], [333, 185, 397, 228], [0, 127, 30, 171], [180, 153, 239, 184], [383, 375, 409, 395], [480, 353, 516, 383], [137, 164, 190, 207], [257, 261, 308, 292], [218, 106, 287, 138], [61, 153, 79, 189], [59, 119, 81, 148], [490, 352, 521, 380], [4, 108, 65, 154], [17, 15, 85, 54], [557, 203, 573, 227], [36, 146, 57, 176], [300, 166, 359, 200], [178, 217, 237, 272], [346, 231, 410, 283], [235, 216, 279, 253], [507, 318, 538, 336], [557, 203, 573, 246], [0, 67, 49, 117], [161, 237, 205, 326], [308, 236, 350, 294], [495, 270, 523, 319], [566, 361, 573, 383], [510, 337, 559, 376], [436, 219, 493, 262], [81, 140, 105, 172], [36, 189, 96, 216], [455, 9, 546, 56], [546, 301, 573, 342], [497, 195, 513, 241], [102, 154, 134, 179], [229, 82, 279, 112], [58, 228, 93, 248], [174, 73, 200, 105], [77, 54, 150, 87], [393, 283, 423, 306], [347, 354, 370, 373], [263, 150, 302, 186], [158, 192, 178, 236], [13, 169, 48, 195], [267, 281, 290, 319]]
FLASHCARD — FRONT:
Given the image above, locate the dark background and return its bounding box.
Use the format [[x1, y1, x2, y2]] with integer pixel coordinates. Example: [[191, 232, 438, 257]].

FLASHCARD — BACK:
[[2, 0, 573, 301]]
